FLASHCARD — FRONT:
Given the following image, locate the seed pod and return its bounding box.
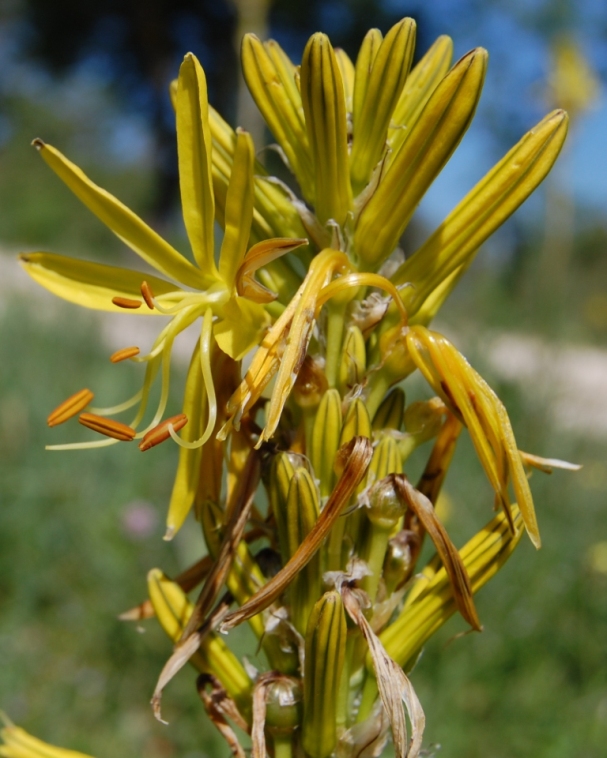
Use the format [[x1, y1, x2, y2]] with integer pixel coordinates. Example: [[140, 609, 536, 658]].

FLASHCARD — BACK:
[[383, 530, 418, 594], [303, 591, 347, 758], [265, 677, 302, 735], [360, 476, 408, 601], [372, 387, 405, 431], [398, 397, 446, 461], [286, 468, 321, 634], [310, 388, 342, 499]]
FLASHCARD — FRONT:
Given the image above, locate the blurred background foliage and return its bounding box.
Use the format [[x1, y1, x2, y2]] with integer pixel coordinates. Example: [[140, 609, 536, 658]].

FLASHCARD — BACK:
[[1, 0, 607, 756]]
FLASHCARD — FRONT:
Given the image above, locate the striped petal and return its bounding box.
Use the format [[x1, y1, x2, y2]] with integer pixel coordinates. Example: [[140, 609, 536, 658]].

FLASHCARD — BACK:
[[19, 252, 183, 313], [176, 53, 218, 278], [301, 33, 352, 226], [350, 18, 416, 194], [393, 109, 569, 316], [355, 48, 487, 269], [219, 129, 255, 286], [33, 140, 205, 288]]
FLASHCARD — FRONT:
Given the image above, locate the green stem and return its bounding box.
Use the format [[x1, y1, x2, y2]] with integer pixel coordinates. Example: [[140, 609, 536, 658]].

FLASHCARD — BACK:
[[360, 525, 392, 603], [356, 675, 379, 723], [273, 732, 294, 758], [365, 371, 391, 421]]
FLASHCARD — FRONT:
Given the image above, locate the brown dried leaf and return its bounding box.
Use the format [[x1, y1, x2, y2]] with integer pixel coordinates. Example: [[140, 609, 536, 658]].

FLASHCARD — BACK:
[[221, 436, 373, 631], [182, 452, 260, 640], [252, 673, 281, 758], [197, 674, 249, 758], [342, 586, 425, 758], [396, 476, 481, 631], [519, 450, 582, 474], [151, 594, 233, 722]]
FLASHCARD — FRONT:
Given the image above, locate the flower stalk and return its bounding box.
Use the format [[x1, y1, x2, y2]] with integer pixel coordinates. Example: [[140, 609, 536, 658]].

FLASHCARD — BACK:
[[8, 14, 579, 758]]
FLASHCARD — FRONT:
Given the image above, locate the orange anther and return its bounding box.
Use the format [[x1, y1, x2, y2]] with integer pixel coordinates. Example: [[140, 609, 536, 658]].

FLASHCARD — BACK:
[[139, 414, 188, 451], [140, 281, 155, 310], [110, 346, 141, 363], [47, 388, 94, 427], [79, 413, 136, 441], [112, 296, 142, 309]]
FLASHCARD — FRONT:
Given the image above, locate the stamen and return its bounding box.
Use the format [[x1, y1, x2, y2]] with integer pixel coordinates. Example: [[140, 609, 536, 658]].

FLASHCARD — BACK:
[[89, 389, 143, 417], [46, 439, 119, 451], [47, 388, 94, 427], [168, 308, 217, 450], [110, 346, 140, 363], [112, 296, 142, 309], [141, 280, 155, 309], [79, 412, 136, 441], [139, 414, 188, 451]]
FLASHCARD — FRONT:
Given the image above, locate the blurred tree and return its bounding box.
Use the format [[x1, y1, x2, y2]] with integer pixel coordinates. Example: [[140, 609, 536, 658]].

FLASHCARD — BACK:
[[22, 0, 238, 217]]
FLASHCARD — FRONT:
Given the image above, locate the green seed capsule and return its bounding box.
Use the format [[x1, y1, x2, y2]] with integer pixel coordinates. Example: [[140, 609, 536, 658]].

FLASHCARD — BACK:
[[265, 677, 303, 734], [303, 591, 347, 758], [310, 388, 342, 499], [372, 387, 405, 431]]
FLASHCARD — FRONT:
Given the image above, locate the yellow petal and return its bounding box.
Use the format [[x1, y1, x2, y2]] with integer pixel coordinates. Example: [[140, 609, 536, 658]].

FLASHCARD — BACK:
[[0, 724, 95, 758], [219, 129, 255, 286], [355, 48, 487, 268], [334, 48, 355, 110], [350, 18, 416, 194], [166, 342, 206, 537], [236, 237, 307, 303], [19, 252, 182, 313], [393, 109, 569, 314], [301, 33, 352, 226], [176, 53, 218, 277], [388, 35, 453, 158], [214, 297, 270, 360], [241, 35, 315, 202], [33, 140, 205, 288]]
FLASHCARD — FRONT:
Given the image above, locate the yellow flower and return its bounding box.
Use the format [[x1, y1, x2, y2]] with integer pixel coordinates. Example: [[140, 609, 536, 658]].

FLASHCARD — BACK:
[[0, 717, 95, 758], [25, 53, 306, 455]]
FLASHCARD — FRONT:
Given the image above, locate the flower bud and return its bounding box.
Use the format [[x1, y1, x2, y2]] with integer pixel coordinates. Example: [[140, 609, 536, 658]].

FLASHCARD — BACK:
[[310, 388, 342, 498], [372, 387, 405, 431], [286, 468, 321, 634], [338, 325, 366, 396], [303, 591, 347, 758]]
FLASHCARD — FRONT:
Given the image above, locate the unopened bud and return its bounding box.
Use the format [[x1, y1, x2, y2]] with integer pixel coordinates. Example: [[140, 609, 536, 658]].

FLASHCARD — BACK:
[[372, 387, 405, 431], [286, 468, 321, 634], [310, 388, 342, 498], [303, 591, 347, 758], [338, 325, 366, 396]]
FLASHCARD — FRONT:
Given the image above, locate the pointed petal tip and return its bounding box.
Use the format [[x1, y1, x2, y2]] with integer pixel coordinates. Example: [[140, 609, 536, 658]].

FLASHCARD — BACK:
[[31, 137, 45, 150], [163, 526, 176, 542]]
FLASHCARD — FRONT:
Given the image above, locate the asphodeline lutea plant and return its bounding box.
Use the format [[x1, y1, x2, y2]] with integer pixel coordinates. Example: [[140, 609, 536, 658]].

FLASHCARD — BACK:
[[8, 17, 580, 758]]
